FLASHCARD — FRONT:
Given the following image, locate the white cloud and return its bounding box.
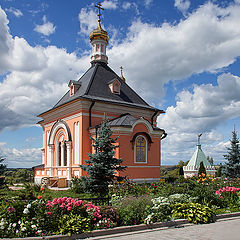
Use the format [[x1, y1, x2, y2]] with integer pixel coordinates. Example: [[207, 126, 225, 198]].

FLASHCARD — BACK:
[[78, 8, 98, 36], [107, 2, 240, 101], [122, 2, 139, 14], [102, 0, 118, 9], [34, 15, 56, 36], [158, 73, 240, 164], [122, 2, 131, 10], [0, 144, 41, 168], [144, 0, 153, 8], [5, 7, 23, 17], [174, 0, 190, 16], [0, 6, 89, 132]]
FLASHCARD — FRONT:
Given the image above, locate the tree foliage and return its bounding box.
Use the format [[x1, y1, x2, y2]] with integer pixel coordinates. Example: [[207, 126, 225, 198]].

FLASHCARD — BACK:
[[80, 119, 126, 196], [223, 129, 240, 178], [198, 161, 206, 176], [0, 156, 6, 175]]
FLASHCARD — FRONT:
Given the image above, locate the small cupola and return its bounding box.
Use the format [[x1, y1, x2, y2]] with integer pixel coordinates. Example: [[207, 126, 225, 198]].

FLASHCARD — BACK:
[[89, 2, 109, 64], [108, 78, 121, 95], [68, 80, 81, 96]]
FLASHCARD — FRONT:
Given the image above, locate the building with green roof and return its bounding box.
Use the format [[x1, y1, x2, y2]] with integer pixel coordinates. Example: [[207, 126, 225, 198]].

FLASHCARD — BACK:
[[183, 135, 216, 178]]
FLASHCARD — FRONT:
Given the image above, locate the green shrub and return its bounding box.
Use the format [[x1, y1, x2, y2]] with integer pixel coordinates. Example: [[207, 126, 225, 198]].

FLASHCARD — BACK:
[[172, 202, 215, 224], [117, 195, 151, 225], [58, 214, 91, 236], [71, 177, 85, 194]]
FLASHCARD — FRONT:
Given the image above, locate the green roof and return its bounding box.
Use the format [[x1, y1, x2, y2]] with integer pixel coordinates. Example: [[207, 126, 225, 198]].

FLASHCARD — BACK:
[[187, 144, 212, 167]]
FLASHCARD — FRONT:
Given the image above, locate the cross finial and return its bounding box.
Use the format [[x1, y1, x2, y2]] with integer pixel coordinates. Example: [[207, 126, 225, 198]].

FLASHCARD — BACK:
[[95, 2, 104, 27], [120, 66, 126, 82], [198, 133, 202, 145]]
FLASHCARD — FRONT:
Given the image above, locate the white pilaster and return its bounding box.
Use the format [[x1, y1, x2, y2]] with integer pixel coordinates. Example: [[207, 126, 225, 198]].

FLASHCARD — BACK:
[[41, 148, 45, 164], [61, 142, 64, 167], [49, 144, 54, 177], [66, 141, 72, 180]]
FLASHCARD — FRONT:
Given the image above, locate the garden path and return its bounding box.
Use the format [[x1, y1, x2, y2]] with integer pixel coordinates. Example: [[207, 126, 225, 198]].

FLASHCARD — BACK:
[[87, 216, 240, 240]]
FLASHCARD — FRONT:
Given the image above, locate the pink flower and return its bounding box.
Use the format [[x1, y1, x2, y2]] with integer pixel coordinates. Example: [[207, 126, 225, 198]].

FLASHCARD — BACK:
[[220, 196, 223, 199], [216, 191, 220, 195], [7, 207, 15, 212], [47, 212, 52, 215], [67, 206, 72, 211]]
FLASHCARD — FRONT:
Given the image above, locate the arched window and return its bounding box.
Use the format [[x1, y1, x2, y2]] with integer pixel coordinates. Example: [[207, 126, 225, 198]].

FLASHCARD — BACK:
[[135, 135, 147, 163], [57, 140, 67, 166]]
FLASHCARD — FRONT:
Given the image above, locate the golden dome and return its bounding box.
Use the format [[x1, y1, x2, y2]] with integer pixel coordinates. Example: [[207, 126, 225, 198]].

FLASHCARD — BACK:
[[89, 23, 109, 43]]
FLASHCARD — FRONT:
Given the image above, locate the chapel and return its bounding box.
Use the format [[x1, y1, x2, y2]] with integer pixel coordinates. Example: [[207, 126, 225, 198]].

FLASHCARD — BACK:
[[33, 3, 167, 186], [183, 134, 216, 178]]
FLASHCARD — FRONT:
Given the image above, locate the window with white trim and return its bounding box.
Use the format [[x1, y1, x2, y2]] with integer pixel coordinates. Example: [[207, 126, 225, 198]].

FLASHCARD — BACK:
[[135, 135, 147, 163]]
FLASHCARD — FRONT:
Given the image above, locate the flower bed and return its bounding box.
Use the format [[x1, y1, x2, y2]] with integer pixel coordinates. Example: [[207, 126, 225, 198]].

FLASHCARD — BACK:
[[2, 177, 240, 238], [0, 197, 102, 238]]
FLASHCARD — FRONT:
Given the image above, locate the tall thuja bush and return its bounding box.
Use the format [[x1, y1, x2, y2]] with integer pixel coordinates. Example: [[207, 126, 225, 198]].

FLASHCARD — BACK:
[[223, 129, 240, 178], [80, 119, 126, 196], [198, 161, 206, 176]]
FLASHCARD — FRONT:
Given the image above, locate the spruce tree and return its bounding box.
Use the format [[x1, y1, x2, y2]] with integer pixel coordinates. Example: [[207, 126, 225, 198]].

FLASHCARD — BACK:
[[223, 129, 240, 178], [198, 161, 206, 176], [80, 119, 126, 196]]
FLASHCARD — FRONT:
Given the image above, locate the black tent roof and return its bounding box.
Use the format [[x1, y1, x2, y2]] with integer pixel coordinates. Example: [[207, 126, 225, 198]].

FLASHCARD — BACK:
[[40, 62, 164, 115]]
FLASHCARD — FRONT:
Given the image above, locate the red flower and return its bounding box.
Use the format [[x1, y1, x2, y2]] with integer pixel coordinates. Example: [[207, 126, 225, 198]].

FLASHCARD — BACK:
[[7, 207, 15, 212], [47, 212, 51, 215], [37, 195, 42, 199], [40, 187, 45, 191]]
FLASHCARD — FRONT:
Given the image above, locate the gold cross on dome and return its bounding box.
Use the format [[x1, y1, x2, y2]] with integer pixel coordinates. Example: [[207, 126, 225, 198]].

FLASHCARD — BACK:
[[95, 2, 104, 26]]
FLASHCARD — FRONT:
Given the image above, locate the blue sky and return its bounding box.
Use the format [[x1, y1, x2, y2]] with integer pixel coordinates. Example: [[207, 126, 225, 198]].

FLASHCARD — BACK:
[[1, 0, 240, 168]]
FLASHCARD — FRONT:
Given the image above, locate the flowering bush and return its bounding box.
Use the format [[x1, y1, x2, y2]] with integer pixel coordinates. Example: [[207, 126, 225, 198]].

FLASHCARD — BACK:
[[144, 194, 193, 224], [216, 186, 240, 207], [0, 197, 102, 238]]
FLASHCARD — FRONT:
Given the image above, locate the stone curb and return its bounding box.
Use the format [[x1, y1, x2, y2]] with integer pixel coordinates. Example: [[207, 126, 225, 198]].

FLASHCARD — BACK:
[[5, 212, 240, 240]]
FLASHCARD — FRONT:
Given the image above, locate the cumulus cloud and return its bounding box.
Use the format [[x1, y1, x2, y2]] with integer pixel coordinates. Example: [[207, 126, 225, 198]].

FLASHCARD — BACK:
[[174, 0, 190, 16], [107, 2, 240, 101], [34, 15, 56, 36], [102, 0, 118, 9], [0, 144, 41, 168], [158, 73, 240, 164], [78, 8, 98, 36], [5, 7, 23, 17], [0, 7, 89, 132]]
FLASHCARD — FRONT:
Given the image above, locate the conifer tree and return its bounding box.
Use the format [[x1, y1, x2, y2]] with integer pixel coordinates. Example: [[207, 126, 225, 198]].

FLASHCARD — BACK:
[[80, 119, 126, 196], [223, 129, 240, 178], [216, 166, 222, 177], [198, 161, 206, 176], [0, 156, 6, 175], [179, 166, 184, 176]]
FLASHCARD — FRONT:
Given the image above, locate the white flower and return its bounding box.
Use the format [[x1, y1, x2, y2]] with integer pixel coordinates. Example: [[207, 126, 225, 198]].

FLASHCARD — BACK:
[[18, 220, 21, 224], [23, 208, 29, 214], [31, 224, 37, 229], [12, 223, 17, 227], [21, 227, 26, 231], [26, 204, 31, 209]]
